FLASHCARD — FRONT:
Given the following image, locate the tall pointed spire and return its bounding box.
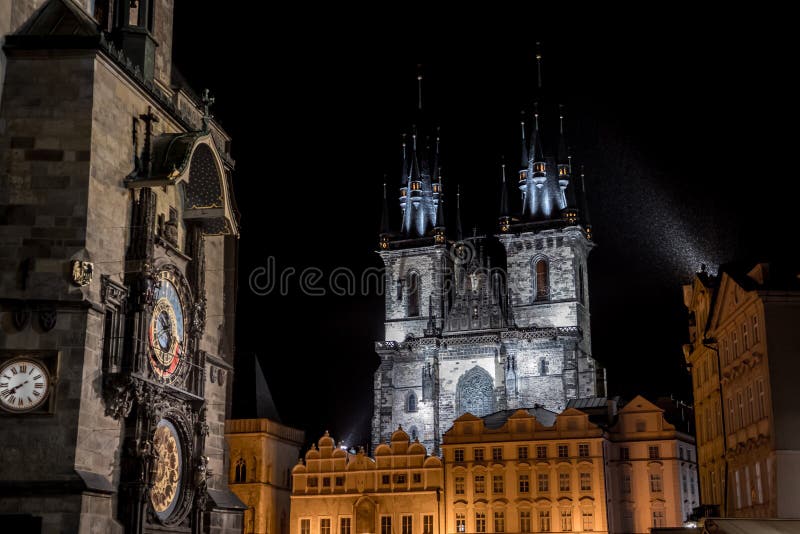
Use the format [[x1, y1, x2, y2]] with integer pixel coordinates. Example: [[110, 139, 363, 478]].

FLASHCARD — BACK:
[[380, 182, 390, 233], [580, 166, 593, 240], [519, 113, 529, 169], [456, 184, 464, 241], [530, 103, 546, 189], [535, 42, 543, 89], [417, 65, 424, 111], [557, 105, 571, 210], [499, 159, 511, 233]]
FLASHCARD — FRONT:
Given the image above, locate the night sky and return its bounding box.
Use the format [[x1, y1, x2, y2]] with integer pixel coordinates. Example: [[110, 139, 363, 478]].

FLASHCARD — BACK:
[[172, 9, 795, 449]]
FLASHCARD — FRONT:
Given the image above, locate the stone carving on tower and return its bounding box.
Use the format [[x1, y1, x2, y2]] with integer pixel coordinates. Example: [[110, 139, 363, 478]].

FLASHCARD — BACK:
[[373, 60, 604, 453]]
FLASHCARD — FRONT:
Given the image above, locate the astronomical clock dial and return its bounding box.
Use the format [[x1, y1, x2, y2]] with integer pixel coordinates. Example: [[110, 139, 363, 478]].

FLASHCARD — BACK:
[[150, 419, 183, 519], [148, 272, 185, 381], [0, 358, 50, 413]]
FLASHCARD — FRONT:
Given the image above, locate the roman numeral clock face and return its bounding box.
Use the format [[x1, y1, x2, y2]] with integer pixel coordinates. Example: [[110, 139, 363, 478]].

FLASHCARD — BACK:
[[0, 359, 50, 413], [148, 274, 185, 382]]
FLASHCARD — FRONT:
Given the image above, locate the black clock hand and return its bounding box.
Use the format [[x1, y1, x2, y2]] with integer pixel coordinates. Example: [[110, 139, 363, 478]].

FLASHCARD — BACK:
[[8, 379, 30, 394]]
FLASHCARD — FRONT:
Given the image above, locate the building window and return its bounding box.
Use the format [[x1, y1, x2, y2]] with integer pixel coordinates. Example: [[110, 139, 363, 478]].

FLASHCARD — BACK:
[[536, 445, 547, 459], [381, 475, 390, 485], [732, 331, 738, 357], [652, 510, 665, 528], [578, 443, 590, 457], [492, 447, 503, 461], [742, 323, 749, 350], [519, 511, 531, 533], [474, 475, 486, 494], [455, 448, 465, 462], [559, 472, 570, 492], [537, 473, 549, 492], [578, 264, 585, 304], [756, 379, 767, 419], [746, 386, 755, 424], [582, 511, 594, 531], [518, 446, 528, 459], [493, 512, 505, 533], [407, 271, 420, 317], [474, 448, 485, 461], [456, 514, 466, 533], [320, 519, 331, 534], [493, 475, 504, 494], [723, 338, 730, 365], [755, 462, 764, 504], [423, 515, 433, 534], [413, 473, 421, 484], [620, 447, 629, 460], [735, 469, 742, 509], [300, 519, 310, 534], [558, 444, 569, 458], [538, 511, 550, 532], [234, 458, 247, 483], [381, 517, 392, 534], [737, 390, 745, 427], [308, 477, 318, 488], [560, 510, 572, 532], [341, 518, 351, 534], [475, 512, 486, 533], [752, 315, 760, 343], [519, 474, 530, 493], [622, 472, 632, 494], [322, 477, 331, 487], [534, 258, 549, 301], [650, 473, 663, 493], [406, 391, 417, 412], [394, 474, 406, 484], [335, 476, 345, 487], [648, 446, 660, 459], [539, 358, 549, 375], [401, 515, 412, 534], [454, 475, 465, 494], [580, 472, 592, 491], [744, 465, 752, 507], [729, 397, 737, 430]]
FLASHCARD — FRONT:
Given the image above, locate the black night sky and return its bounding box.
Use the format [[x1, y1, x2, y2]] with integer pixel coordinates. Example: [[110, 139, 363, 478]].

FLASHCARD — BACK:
[[172, 9, 795, 449]]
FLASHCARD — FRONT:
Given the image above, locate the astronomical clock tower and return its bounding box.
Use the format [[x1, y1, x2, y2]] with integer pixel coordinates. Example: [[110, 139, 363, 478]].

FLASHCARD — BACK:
[[0, 0, 244, 532]]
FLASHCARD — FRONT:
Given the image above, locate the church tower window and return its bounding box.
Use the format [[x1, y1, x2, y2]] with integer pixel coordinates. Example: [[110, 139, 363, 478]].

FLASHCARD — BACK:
[[533, 258, 549, 301], [407, 271, 420, 317], [406, 391, 417, 412], [539, 359, 549, 375], [235, 458, 247, 483]]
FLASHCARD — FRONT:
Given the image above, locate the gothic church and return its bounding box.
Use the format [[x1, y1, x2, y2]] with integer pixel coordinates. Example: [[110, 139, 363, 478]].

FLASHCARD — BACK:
[[373, 72, 605, 453]]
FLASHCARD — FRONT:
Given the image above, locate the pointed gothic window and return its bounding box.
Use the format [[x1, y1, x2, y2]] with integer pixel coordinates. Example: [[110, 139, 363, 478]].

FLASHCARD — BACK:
[[407, 271, 420, 317], [540, 359, 549, 375], [578, 264, 585, 304], [235, 458, 247, 483], [406, 391, 417, 412], [534, 258, 549, 301]]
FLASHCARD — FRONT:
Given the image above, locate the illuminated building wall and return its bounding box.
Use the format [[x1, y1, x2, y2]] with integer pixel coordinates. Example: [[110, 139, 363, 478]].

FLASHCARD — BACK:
[[290, 429, 444, 534], [683, 262, 800, 518]]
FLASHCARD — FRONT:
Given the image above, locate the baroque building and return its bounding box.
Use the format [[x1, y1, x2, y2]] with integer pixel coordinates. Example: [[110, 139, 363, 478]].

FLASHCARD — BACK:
[[290, 428, 444, 534], [226, 359, 305, 534], [0, 0, 243, 532], [683, 262, 800, 518], [373, 73, 603, 452], [442, 396, 698, 534]]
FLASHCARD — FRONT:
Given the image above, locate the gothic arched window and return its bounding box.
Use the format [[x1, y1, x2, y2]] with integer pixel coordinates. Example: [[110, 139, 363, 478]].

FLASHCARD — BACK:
[[406, 391, 417, 412], [456, 366, 495, 417], [539, 359, 549, 376], [578, 264, 585, 304], [407, 271, 420, 317], [410, 426, 419, 441], [534, 258, 549, 301], [235, 458, 247, 483]]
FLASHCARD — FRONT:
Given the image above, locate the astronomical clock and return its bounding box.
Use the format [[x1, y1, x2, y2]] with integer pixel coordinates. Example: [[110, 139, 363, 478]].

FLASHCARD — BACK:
[[98, 108, 239, 531]]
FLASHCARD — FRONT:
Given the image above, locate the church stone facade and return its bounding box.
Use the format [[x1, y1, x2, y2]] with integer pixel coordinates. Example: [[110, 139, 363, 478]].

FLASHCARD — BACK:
[[0, 0, 243, 532], [373, 90, 605, 453]]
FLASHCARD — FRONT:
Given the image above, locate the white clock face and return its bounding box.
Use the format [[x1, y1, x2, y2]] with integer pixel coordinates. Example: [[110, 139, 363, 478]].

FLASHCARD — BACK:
[[0, 359, 50, 412]]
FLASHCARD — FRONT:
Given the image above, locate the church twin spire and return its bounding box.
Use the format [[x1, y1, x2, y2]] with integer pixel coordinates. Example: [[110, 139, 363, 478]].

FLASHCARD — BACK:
[[381, 52, 592, 250]]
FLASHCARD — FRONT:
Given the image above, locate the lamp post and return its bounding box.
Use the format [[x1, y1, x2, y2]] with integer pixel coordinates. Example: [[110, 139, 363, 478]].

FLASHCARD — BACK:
[[702, 337, 728, 517]]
